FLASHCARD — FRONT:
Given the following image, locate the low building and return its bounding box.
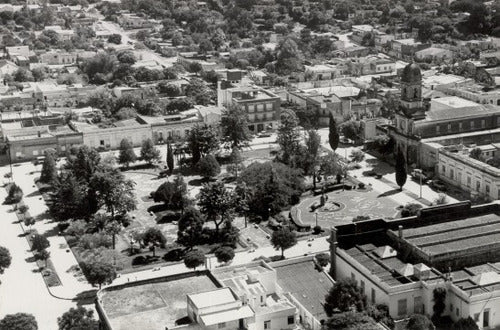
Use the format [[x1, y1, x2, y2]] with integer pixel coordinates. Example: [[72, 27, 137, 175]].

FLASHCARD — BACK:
[[331, 201, 500, 329], [391, 39, 430, 60], [304, 64, 341, 81], [40, 50, 78, 65], [415, 47, 454, 62]]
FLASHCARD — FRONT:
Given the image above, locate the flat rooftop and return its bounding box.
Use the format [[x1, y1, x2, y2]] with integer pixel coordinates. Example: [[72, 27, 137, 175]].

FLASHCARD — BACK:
[[344, 244, 442, 287], [451, 262, 500, 296], [393, 213, 500, 258], [272, 258, 334, 321], [99, 273, 219, 330]]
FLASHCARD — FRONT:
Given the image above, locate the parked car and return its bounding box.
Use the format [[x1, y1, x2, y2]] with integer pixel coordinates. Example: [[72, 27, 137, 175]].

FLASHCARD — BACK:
[[257, 131, 272, 138], [33, 156, 45, 166], [430, 179, 447, 191], [411, 170, 428, 183]]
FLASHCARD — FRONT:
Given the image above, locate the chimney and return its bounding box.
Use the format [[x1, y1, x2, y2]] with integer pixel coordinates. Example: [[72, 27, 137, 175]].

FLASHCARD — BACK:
[[329, 228, 338, 280], [398, 225, 403, 239]]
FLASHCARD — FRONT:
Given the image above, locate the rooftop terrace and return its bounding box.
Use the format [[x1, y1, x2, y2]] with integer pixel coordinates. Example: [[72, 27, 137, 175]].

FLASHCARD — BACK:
[[98, 273, 219, 330]]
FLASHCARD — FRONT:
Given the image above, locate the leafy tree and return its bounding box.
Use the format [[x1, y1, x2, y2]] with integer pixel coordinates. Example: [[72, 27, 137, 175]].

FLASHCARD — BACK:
[[187, 125, 219, 164], [0, 246, 12, 274], [140, 138, 160, 165], [116, 50, 136, 65], [395, 148, 407, 190], [469, 148, 483, 161], [81, 261, 116, 289], [31, 67, 46, 82], [24, 217, 35, 231], [328, 113, 339, 152], [350, 149, 365, 163], [277, 110, 301, 165], [90, 169, 136, 248], [373, 134, 395, 156], [315, 252, 330, 267], [227, 148, 244, 179], [13, 68, 34, 82], [320, 152, 344, 180], [401, 203, 423, 217], [241, 162, 304, 219], [177, 207, 204, 249], [323, 312, 380, 330], [432, 287, 446, 324], [184, 250, 205, 270], [49, 173, 95, 221], [198, 181, 237, 234], [142, 227, 166, 257], [32, 234, 50, 252], [0, 313, 38, 330], [220, 104, 252, 149], [57, 306, 99, 330], [185, 78, 213, 105], [451, 317, 479, 330], [118, 139, 137, 168], [341, 121, 361, 141], [276, 38, 302, 74], [271, 227, 297, 258], [38, 249, 50, 267], [215, 246, 235, 263], [39, 152, 58, 185], [153, 174, 189, 210], [197, 154, 221, 180], [167, 143, 174, 174], [324, 278, 367, 316], [108, 33, 122, 44], [406, 314, 435, 330], [64, 146, 101, 182], [5, 183, 23, 204]]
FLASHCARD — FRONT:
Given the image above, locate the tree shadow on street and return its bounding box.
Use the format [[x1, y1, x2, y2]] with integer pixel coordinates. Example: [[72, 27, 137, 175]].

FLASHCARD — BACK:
[[377, 189, 400, 198], [74, 289, 98, 306], [26, 190, 41, 198]]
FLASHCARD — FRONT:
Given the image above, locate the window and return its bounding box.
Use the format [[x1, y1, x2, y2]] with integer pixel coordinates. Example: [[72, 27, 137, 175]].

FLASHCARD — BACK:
[[360, 280, 365, 294], [260, 296, 264, 303], [33, 150, 39, 156], [257, 104, 264, 111], [264, 320, 271, 330], [351, 273, 355, 282], [441, 165, 446, 173], [436, 126, 440, 134], [476, 181, 481, 191], [371, 288, 376, 303], [483, 309, 490, 328], [288, 316, 295, 325], [266, 103, 273, 110], [471, 121, 475, 129], [450, 303, 453, 312], [474, 313, 480, 322], [467, 177, 471, 187], [100, 140, 105, 146], [481, 119, 485, 128], [247, 105, 255, 113], [447, 123, 451, 131], [450, 169, 454, 179], [486, 185, 490, 194], [397, 299, 407, 316], [459, 122, 463, 131], [414, 296, 423, 314], [456, 308, 459, 317], [218, 323, 226, 329]]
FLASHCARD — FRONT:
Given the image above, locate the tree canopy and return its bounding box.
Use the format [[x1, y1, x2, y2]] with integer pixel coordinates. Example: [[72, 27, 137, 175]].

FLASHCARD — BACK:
[[324, 278, 367, 316], [0, 246, 12, 274], [57, 306, 98, 330], [271, 227, 297, 258], [0, 313, 38, 330]]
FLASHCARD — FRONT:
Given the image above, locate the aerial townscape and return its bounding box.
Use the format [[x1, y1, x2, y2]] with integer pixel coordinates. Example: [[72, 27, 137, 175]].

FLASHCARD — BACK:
[[3, 0, 500, 330]]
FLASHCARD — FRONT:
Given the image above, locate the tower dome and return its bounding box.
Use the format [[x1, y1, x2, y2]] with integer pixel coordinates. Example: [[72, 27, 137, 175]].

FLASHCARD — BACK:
[[401, 63, 421, 83]]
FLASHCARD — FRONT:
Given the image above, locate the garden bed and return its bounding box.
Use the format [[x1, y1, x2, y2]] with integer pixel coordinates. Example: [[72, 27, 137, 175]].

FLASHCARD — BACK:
[[23, 228, 62, 287]]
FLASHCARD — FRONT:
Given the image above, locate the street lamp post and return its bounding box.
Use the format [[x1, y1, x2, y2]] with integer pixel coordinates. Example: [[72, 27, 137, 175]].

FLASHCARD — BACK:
[[315, 211, 318, 228], [6, 141, 12, 182]]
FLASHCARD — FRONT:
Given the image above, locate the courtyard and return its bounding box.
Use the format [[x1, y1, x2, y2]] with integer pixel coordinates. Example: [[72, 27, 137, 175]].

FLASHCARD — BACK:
[[296, 188, 401, 228]]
